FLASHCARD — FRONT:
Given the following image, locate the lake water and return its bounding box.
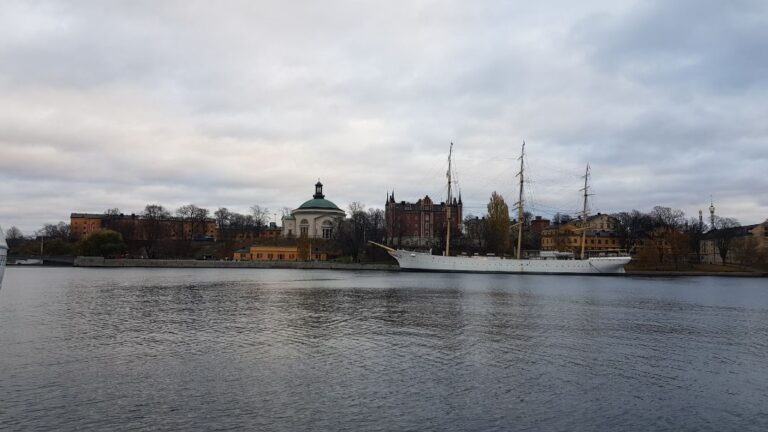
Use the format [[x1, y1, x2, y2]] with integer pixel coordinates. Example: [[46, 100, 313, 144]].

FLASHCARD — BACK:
[[1, 268, 767, 431]]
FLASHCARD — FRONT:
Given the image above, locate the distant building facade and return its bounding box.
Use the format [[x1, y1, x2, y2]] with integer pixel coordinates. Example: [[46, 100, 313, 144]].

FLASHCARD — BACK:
[[541, 213, 620, 254], [233, 245, 328, 262], [700, 220, 768, 265], [70, 213, 217, 241], [384, 192, 462, 247], [282, 182, 346, 239]]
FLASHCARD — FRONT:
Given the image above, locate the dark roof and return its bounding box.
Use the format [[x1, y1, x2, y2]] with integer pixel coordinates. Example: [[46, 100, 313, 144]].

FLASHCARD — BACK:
[[702, 224, 758, 240]]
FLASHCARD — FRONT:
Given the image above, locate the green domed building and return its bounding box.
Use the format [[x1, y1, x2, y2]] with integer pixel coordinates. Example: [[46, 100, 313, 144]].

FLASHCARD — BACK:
[[282, 181, 345, 239]]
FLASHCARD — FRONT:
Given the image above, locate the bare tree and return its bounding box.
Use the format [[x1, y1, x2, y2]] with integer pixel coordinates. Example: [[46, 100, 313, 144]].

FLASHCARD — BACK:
[[214, 207, 231, 240], [367, 208, 385, 242], [41, 222, 71, 240], [649, 206, 686, 264], [141, 204, 171, 258], [251, 205, 270, 233], [612, 210, 654, 253], [712, 216, 741, 264], [5, 226, 23, 240], [105, 208, 121, 216]]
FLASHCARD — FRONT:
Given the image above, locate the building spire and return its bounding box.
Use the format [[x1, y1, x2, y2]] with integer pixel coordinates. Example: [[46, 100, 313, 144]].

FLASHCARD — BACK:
[[709, 195, 716, 229]]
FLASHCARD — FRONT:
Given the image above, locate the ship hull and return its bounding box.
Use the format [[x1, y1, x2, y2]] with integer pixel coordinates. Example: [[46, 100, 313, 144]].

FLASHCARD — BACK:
[[389, 250, 630, 275]]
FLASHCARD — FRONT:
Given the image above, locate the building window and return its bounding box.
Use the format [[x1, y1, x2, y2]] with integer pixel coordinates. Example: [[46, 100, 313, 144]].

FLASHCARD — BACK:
[[300, 219, 309, 237], [322, 220, 333, 239]]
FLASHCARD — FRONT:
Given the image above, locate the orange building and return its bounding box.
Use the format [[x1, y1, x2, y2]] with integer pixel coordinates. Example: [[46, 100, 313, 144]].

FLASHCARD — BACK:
[[234, 245, 327, 262], [70, 213, 217, 241]]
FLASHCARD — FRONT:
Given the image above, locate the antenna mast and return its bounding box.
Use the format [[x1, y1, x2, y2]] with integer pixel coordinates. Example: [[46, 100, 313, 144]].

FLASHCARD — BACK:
[[516, 141, 525, 259], [580, 164, 591, 260], [445, 143, 453, 256]]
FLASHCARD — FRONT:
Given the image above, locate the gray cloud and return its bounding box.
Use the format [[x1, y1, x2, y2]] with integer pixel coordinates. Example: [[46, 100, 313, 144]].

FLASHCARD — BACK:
[[0, 0, 766, 233]]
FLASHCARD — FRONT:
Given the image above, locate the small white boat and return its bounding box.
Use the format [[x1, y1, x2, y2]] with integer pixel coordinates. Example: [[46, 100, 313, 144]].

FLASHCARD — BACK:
[[0, 226, 7, 287]]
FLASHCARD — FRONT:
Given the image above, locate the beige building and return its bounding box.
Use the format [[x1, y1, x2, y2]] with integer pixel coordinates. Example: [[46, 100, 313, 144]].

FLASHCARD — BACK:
[[540, 214, 621, 254], [700, 220, 768, 265]]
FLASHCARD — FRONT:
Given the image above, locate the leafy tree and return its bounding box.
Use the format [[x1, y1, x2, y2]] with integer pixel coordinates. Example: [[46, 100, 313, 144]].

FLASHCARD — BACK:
[[485, 191, 510, 255], [78, 230, 126, 257], [44, 239, 76, 256]]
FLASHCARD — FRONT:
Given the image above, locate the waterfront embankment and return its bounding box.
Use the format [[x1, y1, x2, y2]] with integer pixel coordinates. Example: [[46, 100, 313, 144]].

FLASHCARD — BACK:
[[73, 256, 398, 271], [70, 256, 768, 276]]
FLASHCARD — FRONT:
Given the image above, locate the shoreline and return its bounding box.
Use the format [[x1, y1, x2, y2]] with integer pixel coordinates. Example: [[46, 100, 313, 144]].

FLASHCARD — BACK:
[[66, 257, 768, 277]]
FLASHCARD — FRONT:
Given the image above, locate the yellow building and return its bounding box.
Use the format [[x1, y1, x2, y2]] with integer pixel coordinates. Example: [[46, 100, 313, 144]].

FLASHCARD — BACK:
[[234, 245, 327, 262], [541, 221, 621, 254]]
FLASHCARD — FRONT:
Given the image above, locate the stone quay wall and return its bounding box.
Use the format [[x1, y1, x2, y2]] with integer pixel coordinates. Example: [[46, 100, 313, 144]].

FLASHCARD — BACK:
[[74, 256, 398, 271]]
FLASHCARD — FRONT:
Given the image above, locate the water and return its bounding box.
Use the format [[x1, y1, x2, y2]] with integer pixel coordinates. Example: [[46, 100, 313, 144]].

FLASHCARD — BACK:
[[1, 268, 767, 431]]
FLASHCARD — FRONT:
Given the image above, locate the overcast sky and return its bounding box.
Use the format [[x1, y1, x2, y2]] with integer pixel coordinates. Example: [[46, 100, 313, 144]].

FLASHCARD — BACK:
[[1, 0, 767, 233]]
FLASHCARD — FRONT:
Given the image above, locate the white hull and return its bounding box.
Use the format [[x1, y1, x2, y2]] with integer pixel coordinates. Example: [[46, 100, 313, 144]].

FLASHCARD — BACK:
[[389, 250, 630, 274]]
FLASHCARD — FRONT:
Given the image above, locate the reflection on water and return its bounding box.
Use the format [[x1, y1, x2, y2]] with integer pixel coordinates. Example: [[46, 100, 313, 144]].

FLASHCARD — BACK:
[[1, 268, 767, 431]]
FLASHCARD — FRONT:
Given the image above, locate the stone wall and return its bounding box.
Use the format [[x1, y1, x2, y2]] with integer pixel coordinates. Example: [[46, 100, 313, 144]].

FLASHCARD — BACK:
[[74, 256, 397, 271]]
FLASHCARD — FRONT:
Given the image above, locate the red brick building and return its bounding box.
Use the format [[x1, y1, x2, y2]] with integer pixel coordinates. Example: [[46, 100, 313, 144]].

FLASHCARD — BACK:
[[384, 192, 462, 248]]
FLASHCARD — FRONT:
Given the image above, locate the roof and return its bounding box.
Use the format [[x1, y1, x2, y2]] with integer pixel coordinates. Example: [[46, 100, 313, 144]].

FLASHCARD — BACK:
[[297, 198, 342, 211], [701, 224, 759, 240]]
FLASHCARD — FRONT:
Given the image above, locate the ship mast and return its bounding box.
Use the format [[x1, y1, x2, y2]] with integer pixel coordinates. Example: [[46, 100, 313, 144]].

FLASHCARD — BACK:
[[445, 143, 453, 256], [516, 141, 525, 259], [580, 163, 591, 260]]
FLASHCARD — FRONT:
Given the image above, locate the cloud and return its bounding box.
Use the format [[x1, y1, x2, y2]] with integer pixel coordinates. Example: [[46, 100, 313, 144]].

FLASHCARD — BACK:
[[0, 0, 766, 233]]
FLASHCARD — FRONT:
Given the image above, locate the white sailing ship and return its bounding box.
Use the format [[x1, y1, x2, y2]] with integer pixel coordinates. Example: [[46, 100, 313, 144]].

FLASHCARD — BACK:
[[373, 143, 631, 274], [0, 226, 7, 287]]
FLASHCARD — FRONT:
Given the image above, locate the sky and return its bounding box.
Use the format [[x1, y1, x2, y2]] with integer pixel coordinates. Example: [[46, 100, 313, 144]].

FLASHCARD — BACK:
[[1, 0, 767, 234]]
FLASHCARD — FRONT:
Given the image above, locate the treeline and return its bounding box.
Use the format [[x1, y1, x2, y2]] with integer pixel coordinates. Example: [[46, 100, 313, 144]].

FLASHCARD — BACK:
[[5, 203, 282, 259], [328, 202, 388, 262]]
